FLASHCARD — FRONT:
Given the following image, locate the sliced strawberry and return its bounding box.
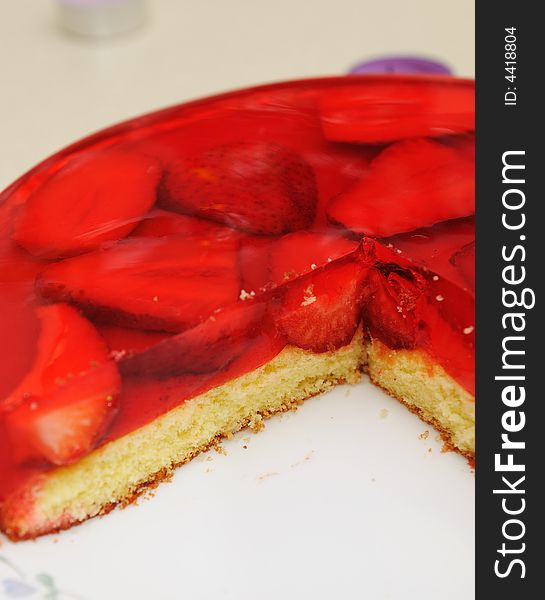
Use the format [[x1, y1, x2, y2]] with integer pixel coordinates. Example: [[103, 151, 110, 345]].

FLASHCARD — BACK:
[[12, 148, 161, 259], [120, 301, 267, 378], [160, 142, 317, 236], [274, 261, 369, 352], [362, 268, 425, 349], [320, 80, 474, 143], [5, 364, 119, 466], [131, 209, 238, 240], [2, 304, 120, 466], [450, 241, 475, 290], [37, 235, 241, 333], [327, 138, 474, 237], [1, 303, 115, 412]]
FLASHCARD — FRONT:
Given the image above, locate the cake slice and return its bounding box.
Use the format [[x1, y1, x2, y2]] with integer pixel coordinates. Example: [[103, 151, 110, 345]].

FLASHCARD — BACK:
[[0, 75, 474, 541]]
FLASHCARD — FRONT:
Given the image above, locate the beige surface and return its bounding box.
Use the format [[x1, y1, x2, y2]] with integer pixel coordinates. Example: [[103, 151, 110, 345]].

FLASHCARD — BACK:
[[0, 0, 474, 190]]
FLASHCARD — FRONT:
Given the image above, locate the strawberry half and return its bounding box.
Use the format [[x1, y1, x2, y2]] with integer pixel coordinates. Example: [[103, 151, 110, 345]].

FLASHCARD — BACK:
[[13, 148, 161, 259], [362, 268, 425, 349], [320, 80, 474, 143], [160, 142, 318, 236], [37, 235, 241, 333], [120, 302, 267, 378], [327, 138, 474, 238], [2, 304, 120, 466], [274, 260, 369, 353]]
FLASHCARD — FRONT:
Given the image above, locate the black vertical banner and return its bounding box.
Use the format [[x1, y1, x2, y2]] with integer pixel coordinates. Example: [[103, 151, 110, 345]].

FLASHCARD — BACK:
[[476, 1, 542, 598]]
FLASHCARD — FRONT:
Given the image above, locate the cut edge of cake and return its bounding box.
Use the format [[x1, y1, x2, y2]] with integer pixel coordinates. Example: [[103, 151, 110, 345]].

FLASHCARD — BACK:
[[366, 338, 475, 459]]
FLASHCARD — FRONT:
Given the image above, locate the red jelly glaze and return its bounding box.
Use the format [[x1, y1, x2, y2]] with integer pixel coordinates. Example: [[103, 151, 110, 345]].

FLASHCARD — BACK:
[[0, 76, 474, 506]]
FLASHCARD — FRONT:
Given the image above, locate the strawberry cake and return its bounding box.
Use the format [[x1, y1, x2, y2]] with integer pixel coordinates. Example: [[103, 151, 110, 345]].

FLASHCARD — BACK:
[[0, 76, 475, 541]]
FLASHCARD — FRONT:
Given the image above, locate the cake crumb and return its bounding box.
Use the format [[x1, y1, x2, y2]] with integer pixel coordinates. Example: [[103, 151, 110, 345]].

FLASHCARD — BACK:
[[213, 443, 227, 456], [243, 445, 248, 449], [428, 448, 432, 453], [419, 430, 430, 440], [379, 408, 389, 419], [432, 275, 439, 281], [291, 450, 314, 468], [310, 263, 317, 270], [435, 294, 444, 302], [301, 284, 317, 306], [110, 349, 127, 361], [258, 471, 279, 482], [463, 325, 474, 334], [239, 289, 254, 301], [250, 416, 265, 432]]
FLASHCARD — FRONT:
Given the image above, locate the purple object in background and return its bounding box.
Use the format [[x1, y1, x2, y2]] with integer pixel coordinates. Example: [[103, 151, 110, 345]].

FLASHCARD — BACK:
[[349, 56, 452, 75]]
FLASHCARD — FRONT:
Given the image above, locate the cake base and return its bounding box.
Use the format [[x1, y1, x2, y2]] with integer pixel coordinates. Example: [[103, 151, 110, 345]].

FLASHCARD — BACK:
[[0, 333, 366, 541], [366, 338, 475, 460]]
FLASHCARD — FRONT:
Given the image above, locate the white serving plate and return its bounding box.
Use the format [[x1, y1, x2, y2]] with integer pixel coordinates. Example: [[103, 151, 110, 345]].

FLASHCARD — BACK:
[[0, 375, 474, 600]]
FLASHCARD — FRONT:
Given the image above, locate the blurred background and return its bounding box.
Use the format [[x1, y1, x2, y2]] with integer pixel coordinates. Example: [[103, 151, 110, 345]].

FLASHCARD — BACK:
[[0, 0, 474, 190]]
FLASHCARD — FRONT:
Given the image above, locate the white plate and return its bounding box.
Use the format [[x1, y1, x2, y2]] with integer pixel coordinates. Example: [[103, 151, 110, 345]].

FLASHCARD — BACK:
[[1, 375, 474, 600]]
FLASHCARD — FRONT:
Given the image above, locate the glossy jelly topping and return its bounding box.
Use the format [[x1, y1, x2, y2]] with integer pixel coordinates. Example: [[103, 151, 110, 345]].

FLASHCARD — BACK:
[[0, 76, 474, 503]]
